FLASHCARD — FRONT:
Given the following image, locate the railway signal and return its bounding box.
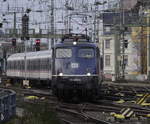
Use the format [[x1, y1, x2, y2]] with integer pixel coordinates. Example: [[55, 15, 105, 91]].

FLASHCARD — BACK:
[[0, 23, 2, 28], [35, 39, 40, 51], [12, 38, 16, 47], [124, 40, 128, 48], [22, 14, 29, 40]]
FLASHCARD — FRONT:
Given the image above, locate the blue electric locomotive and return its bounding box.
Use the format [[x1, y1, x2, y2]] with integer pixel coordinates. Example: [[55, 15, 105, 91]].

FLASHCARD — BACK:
[[6, 34, 102, 100], [52, 34, 102, 99]]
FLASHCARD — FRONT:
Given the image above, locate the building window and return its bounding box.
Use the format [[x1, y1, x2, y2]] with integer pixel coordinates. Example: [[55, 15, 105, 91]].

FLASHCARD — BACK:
[[105, 55, 111, 66], [105, 39, 111, 49], [104, 26, 111, 32]]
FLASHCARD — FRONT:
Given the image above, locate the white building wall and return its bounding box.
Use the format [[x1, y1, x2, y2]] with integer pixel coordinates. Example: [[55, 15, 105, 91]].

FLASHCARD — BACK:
[[99, 33, 136, 79]]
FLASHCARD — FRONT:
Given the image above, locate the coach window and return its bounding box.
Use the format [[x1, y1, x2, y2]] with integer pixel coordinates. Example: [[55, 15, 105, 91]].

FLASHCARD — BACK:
[[44, 58, 46, 71], [36, 59, 40, 70], [7, 61, 10, 70], [33, 60, 36, 70], [11, 61, 14, 69], [9, 62, 11, 70], [18, 61, 20, 70], [17, 61, 19, 70], [32, 60, 34, 70], [30, 60, 33, 71], [34, 60, 36, 70], [44, 59, 47, 70], [7, 61, 9, 69], [27, 60, 30, 70], [15, 61, 17, 69], [48, 58, 50, 70], [11, 61, 13, 69], [13, 61, 15, 69], [31, 60, 33, 70], [19, 61, 22, 70], [45, 59, 48, 70], [14, 61, 16, 69], [22, 60, 24, 71], [20, 60, 22, 70], [43, 59, 45, 70], [12, 61, 14, 69], [19, 61, 21, 70], [38, 59, 40, 70], [34, 59, 37, 70], [39, 59, 44, 70], [16, 61, 18, 70], [29, 60, 31, 70]]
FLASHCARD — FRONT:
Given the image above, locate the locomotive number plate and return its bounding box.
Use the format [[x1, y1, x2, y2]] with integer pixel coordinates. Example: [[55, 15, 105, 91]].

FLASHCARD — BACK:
[[71, 63, 79, 68]]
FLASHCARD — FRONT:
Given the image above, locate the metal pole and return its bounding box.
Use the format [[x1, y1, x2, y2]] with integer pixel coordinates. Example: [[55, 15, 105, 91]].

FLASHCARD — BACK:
[[114, 26, 121, 81], [65, 1, 70, 34], [93, 0, 98, 42], [13, 12, 17, 53], [119, 0, 125, 79], [122, 0, 125, 79], [147, 9, 150, 80], [13, 12, 16, 37], [24, 39, 27, 81], [50, 0, 54, 48]]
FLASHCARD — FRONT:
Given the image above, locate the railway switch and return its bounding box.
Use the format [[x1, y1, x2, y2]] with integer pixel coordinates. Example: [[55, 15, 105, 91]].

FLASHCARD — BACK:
[[111, 93, 150, 119]]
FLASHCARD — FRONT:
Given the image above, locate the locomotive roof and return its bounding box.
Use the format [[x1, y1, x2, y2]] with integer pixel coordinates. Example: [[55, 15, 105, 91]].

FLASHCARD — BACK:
[[54, 42, 98, 48], [7, 50, 52, 61]]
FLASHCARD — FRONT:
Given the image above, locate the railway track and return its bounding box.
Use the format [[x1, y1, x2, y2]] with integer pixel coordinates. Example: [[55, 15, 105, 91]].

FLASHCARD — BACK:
[[57, 103, 112, 124], [0, 85, 118, 123], [100, 84, 150, 102], [1, 82, 150, 123], [56, 101, 150, 124], [4, 86, 112, 123]]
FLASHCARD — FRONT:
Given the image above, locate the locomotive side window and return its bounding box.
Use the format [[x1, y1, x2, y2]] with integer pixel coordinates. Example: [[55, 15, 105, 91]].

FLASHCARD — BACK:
[[56, 48, 72, 58], [78, 48, 94, 58]]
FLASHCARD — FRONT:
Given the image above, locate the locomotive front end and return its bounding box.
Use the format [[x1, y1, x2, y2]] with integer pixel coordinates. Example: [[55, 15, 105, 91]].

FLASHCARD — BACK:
[[52, 34, 101, 99]]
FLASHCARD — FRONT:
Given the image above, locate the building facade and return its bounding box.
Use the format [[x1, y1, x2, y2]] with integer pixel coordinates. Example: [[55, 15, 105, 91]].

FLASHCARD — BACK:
[[99, 0, 149, 81]]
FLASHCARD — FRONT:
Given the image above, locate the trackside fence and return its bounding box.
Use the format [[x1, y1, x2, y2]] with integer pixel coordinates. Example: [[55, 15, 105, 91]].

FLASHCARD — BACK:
[[0, 89, 16, 122]]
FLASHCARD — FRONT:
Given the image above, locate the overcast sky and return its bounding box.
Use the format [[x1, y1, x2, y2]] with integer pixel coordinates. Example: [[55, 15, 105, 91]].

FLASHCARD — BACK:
[[0, 0, 114, 34]]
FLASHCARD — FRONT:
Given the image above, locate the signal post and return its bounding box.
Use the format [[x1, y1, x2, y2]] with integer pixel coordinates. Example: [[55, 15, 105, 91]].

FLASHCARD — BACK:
[[21, 14, 30, 87]]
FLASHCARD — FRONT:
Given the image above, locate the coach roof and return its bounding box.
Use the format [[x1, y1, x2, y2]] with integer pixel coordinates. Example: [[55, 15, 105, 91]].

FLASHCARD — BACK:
[[7, 50, 52, 61]]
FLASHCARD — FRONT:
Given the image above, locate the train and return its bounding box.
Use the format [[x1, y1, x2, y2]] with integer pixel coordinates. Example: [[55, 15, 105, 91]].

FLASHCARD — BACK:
[[6, 34, 103, 100]]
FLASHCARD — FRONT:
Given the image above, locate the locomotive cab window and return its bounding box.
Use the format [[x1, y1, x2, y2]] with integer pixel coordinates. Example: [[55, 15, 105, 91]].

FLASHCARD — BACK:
[[56, 48, 72, 58], [78, 48, 94, 58]]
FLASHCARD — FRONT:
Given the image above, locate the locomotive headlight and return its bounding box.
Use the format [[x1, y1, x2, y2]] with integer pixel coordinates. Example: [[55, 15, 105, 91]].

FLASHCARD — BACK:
[[73, 42, 77, 45], [87, 73, 91, 76], [59, 73, 63, 76]]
